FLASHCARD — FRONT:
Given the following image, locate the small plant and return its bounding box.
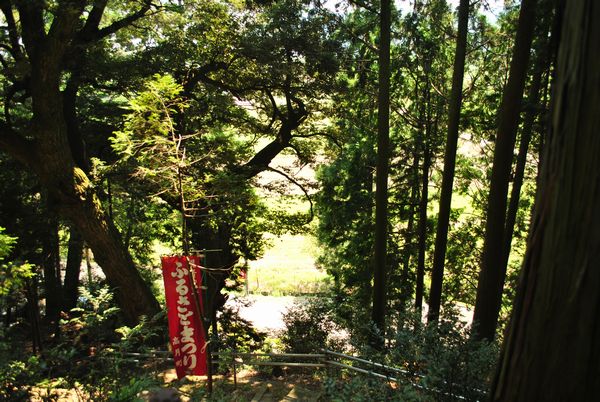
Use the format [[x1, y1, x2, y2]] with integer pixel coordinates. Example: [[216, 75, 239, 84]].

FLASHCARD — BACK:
[[321, 307, 497, 401], [62, 285, 121, 348], [0, 357, 41, 401], [109, 375, 161, 402], [115, 311, 168, 352]]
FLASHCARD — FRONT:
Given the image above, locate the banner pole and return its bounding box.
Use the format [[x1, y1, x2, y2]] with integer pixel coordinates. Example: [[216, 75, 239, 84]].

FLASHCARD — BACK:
[[199, 252, 213, 395], [207, 341, 213, 394], [185, 255, 212, 395]]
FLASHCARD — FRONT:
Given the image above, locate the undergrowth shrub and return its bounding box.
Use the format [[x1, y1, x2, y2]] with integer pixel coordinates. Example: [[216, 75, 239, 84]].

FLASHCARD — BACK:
[[388, 309, 498, 401], [0, 356, 41, 401], [324, 308, 498, 401], [5, 285, 173, 400], [216, 299, 266, 353], [280, 296, 346, 354]]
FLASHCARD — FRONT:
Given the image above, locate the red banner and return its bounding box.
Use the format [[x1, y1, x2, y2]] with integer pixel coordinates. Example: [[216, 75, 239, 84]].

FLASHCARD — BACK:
[[161, 255, 207, 378]]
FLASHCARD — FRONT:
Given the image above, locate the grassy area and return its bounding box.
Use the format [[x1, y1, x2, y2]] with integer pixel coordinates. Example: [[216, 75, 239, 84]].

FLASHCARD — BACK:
[[246, 233, 330, 296]]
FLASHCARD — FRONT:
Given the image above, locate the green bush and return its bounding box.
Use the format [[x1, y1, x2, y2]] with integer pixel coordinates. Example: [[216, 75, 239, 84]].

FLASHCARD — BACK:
[[215, 299, 267, 354], [387, 309, 497, 401], [280, 297, 346, 354], [323, 308, 497, 401]]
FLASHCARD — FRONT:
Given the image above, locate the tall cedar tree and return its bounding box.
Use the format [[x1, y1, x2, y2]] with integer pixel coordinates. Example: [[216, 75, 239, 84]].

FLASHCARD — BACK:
[[427, 0, 470, 323], [472, 0, 538, 341], [499, 14, 552, 317], [491, 1, 600, 398], [372, 0, 392, 334]]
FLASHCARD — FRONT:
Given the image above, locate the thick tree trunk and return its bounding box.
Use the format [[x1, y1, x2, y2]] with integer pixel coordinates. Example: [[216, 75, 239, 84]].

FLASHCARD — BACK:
[[372, 0, 391, 334], [190, 220, 235, 338], [63, 226, 84, 312], [29, 87, 160, 324], [427, 0, 470, 324], [492, 1, 600, 398], [47, 171, 160, 323], [472, 0, 538, 341]]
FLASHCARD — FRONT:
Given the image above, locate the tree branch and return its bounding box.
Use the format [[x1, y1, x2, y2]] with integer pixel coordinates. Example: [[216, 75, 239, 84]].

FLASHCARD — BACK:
[[0, 124, 36, 168], [79, 0, 108, 40], [347, 0, 377, 14], [267, 167, 313, 223], [17, 1, 46, 57], [291, 131, 342, 148], [265, 89, 281, 129], [78, 0, 154, 43], [0, 0, 24, 61]]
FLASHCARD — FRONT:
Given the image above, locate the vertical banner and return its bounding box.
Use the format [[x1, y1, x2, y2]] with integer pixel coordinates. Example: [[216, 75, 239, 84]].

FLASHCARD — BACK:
[[161, 255, 207, 378]]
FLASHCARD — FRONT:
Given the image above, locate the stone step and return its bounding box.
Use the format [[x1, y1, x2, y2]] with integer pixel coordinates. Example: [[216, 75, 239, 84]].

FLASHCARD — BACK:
[[251, 383, 272, 402], [280, 385, 321, 402]]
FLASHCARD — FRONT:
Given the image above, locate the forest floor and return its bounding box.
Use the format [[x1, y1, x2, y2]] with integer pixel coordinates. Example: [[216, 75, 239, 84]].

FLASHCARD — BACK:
[[28, 367, 325, 401], [169, 368, 324, 401]]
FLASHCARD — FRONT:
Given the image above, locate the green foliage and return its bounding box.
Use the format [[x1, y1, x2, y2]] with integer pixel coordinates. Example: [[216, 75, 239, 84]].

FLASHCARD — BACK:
[[0, 356, 41, 401], [108, 376, 161, 402], [215, 301, 267, 354], [110, 74, 193, 195], [388, 310, 497, 401], [20, 289, 172, 400], [0, 227, 34, 297], [325, 376, 405, 402], [63, 286, 121, 346], [0, 226, 15, 259], [324, 310, 498, 401], [0, 0, 547, 397], [280, 297, 346, 354], [115, 312, 169, 351], [316, 134, 376, 305]]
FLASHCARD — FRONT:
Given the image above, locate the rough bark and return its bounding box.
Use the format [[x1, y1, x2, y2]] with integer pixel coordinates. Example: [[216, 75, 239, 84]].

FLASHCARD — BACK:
[[427, 0, 470, 324], [472, 0, 538, 341], [372, 0, 391, 334], [492, 1, 600, 398], [48, 169, 160, 323]]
